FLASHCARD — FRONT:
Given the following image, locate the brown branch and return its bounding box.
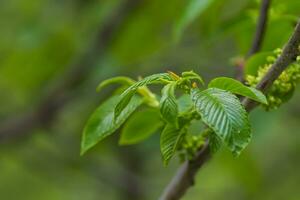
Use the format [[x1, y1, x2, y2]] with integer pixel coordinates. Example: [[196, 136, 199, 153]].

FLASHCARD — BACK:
[[159, 21, 300, 200], [247, 0, 272, 57], [236, 0, 271, 81], [159, 141, 210, 200], [0, 0, 140, 141]]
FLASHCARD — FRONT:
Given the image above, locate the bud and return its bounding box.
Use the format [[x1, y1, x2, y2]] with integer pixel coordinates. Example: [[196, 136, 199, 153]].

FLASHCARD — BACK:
[[245, 49, 300, 110]]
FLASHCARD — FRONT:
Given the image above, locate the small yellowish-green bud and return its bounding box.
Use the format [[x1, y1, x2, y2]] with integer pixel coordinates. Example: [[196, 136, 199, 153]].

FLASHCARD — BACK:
[[245, 48, 300, 110]]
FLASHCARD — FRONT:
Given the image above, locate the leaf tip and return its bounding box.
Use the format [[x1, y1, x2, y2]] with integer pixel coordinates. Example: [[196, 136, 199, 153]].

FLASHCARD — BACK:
[[80, 132, 94, 156], [80, 141, 96, 156], [80, 150, 86, 156], [118, 138, 128, 146], [167, 70, 181, 80], [232, 150, 241, 158], [96, 84, 103, 93], [163, 158, 170, 167], [80, 145, 88, 156]]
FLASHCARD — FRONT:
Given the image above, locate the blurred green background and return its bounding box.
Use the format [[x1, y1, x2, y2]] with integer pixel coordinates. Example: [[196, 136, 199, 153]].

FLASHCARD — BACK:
[[0, 0, 299, 199]]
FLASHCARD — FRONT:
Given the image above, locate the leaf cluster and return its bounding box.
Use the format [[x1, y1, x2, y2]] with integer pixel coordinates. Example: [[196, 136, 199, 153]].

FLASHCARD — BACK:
[[81, 71, 267, 165]]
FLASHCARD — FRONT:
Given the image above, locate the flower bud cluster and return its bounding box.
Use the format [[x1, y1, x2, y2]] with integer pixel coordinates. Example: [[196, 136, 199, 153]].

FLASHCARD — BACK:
[[178, 134, 205, 161], [246, 49, 300, 110]]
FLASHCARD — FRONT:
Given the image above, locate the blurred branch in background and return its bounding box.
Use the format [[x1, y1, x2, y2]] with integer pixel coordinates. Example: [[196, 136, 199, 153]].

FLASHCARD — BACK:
[[117, 146, 145, 200], [247, 0, 271, 57], [0, 0, 140, 141], [236, 0, 271, 81], [0, 1, 147, 199]]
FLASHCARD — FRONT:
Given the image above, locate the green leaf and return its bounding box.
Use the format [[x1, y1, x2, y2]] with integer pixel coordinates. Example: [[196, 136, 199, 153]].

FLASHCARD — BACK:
[[191, 88, 251, 155], [174, 0, 214, 41], [181, 70, 205, 85], [245, 52, 272, 76], [115, 73, 174, 119], [208, 77, 268, 104], [208, 131, 222, 154], [96, 76, 135, 93], [178, 94, 193, 113], [160, 82, 178, 127], [160, 124, 185, 165], [81, 95, 142, 155], [119, 108, 163, 145]]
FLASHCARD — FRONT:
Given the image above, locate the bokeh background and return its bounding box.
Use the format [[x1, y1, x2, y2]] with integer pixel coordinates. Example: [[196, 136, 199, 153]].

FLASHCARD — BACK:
[[0, 0, 299, 199]]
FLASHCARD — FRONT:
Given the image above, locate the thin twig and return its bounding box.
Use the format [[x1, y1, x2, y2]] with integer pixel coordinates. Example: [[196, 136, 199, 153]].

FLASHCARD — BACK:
[[247, 0, 272, 57], [236, 0, 271, 81], [159, 21, 300, 200], [159, 141, 210, 200]]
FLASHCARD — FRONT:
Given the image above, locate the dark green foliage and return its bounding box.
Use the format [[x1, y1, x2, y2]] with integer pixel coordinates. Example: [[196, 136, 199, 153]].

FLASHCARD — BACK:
[[119, 108, 163, 145], [160, 82, 179, 127], [208, 77, 267, 104], [160, 124, 185, 165], [191, 88, 251, 156], [81, 95, 143, 155]]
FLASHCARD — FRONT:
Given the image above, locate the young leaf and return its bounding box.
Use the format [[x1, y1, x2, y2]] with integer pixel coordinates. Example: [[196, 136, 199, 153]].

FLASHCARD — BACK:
[[208, 77, 268, 104], [208, 131, 222, 154], [181, 71, 205, 85], [174, 0, 214, 41], [119, 108, 163, 145], [115, 73, 174, 119], [81, 95, 142, 155], [160, 124, 185, 165], [160, 82, 178, 127], [191, 88, 251, 156], [115, 90, 136, 120], [96, 76, 135, 93], [178, 94, 193, 113]]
